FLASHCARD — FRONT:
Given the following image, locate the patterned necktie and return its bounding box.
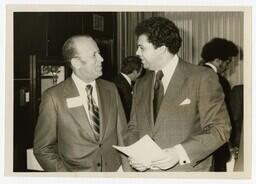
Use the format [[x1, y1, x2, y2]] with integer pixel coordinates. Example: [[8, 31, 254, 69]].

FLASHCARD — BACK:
[[85, 85, 100, 141], [153, 70, 164, 122]]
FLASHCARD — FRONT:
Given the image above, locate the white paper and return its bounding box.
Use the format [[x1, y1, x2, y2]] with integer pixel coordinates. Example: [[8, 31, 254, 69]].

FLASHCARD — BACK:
[[26, 148, 44, 171], [113, 135, 167, 166]]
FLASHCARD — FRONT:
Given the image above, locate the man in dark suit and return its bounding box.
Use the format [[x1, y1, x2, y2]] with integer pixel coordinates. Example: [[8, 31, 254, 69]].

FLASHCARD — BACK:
[[127, 17, 231, 172], [114, 56, 143, 121], [200, 38, 239, 171], [229, 85, 243, 171], [33, 35, 130, 172]]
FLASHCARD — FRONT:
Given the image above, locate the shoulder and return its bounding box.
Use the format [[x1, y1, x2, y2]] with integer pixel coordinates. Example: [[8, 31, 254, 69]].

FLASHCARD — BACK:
[[97, 78, 117, 90], [43, 77, 72, 95], [180, 60, 217, 80], [232, 85, 243, 92], [113, 74, 126, 85]]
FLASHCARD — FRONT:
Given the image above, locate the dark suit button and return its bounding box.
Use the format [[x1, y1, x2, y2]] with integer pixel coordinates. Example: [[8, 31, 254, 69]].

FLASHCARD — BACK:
[[183, 161, 186, 164], [97, 163, 101, 167]]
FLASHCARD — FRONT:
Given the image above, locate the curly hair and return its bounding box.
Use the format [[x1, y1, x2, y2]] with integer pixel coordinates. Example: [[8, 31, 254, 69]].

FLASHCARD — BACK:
[[201, 38, 238, 62], [135, 16, 182, 54]]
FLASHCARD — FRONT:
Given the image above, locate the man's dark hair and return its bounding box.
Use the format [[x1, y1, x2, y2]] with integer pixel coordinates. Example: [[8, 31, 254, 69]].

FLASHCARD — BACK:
[[201, 37, 238, 62], [135, 16, 182, 54], [121, 56, 142, 74]]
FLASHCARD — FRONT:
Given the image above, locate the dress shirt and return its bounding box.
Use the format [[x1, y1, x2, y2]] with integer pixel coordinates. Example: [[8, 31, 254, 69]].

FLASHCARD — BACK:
[[156, 55, 191, 165], [72, 73, 99, 124], [121, 72, 132, 86], [205, 62, 218, 73], [155, 54, 178, 94]]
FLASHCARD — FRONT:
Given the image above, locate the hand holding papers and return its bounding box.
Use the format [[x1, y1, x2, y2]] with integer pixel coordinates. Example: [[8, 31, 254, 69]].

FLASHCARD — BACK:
[[113, 135, 167, 170]]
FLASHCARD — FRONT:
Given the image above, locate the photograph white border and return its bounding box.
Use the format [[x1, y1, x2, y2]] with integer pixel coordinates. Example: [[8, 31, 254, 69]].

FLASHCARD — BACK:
[[1, 1, 255, 184]]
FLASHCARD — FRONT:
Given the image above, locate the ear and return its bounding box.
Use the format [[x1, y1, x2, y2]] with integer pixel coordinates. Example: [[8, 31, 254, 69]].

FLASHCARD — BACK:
[[71, 58, 81, 69], [157, 45, 167, 54]]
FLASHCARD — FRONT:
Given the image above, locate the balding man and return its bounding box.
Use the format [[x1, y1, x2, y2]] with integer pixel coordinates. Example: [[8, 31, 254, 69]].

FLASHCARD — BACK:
[[33, 35, 130, 172]]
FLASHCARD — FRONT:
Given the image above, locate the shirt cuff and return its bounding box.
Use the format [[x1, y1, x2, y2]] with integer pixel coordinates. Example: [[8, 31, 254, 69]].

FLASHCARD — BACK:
[[174, 144, 191, 165]]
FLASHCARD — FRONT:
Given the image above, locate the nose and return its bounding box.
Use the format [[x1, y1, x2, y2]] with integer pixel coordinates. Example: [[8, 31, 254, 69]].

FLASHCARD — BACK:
[[136, 48, 141, 56], [98, 53, 104, 62]]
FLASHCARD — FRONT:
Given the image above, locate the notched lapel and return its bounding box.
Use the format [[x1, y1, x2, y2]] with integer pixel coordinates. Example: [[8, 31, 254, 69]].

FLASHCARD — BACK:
[[140, 71, 155, 129], [154, 60, 188, 131], [96, 80, 111, 141], [63, 78, 96, 140]]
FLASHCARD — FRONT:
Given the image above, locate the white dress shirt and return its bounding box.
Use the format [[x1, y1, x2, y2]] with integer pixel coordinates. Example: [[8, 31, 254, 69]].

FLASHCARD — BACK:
[[205, 62, 218, 73], [121, 72, 132, 86], [156, 55, 191, 165], [72, 73, 99, 124]]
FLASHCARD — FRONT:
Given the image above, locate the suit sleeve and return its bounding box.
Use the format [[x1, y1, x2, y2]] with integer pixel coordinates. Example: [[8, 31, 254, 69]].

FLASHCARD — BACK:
[[181, 70, 231, 163], [33, 90, 68, 171], [114, 85, 134, 171], [229, 86, 243, 147], [126, 81, 140, 145]]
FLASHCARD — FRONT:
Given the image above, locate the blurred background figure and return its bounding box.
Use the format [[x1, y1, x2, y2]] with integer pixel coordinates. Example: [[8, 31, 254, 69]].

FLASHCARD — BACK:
[[200, 37, 239, 171], [114, 56, 143, 121]]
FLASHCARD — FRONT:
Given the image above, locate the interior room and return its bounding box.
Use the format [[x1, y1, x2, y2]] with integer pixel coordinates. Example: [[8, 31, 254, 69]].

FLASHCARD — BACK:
[[13, 11, 244, 172]]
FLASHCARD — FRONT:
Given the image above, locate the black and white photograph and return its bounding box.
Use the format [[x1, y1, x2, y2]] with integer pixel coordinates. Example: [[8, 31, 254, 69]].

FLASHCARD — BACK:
[[1, 1, 255, 184]]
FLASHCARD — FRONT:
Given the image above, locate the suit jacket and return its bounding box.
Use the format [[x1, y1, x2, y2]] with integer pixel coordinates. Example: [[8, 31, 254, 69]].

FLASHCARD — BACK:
[[114, 74, 133, 121], [229, 85, 243, 148], [128, 59, 231, 171], [33, 77, 130, 172], [203, 64, 231, 104], [203, 64, 232, 169]]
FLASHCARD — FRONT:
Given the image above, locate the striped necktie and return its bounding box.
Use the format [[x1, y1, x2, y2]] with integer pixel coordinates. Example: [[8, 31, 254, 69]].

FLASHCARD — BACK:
[[85, 85, 100, 141]]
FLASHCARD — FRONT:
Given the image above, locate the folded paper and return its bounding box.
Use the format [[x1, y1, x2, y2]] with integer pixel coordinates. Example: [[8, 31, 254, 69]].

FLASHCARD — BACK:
[[113, 135, 167, 167]]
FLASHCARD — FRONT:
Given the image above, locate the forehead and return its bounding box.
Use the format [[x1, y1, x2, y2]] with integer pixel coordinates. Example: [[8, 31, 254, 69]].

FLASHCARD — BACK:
[[75, 37, 99, 54], [137, 34, 150, 45]]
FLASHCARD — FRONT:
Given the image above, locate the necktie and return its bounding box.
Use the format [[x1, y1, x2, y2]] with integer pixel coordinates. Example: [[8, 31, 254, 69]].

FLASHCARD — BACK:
[[85, 85, 100, 141], [153, 70, 164, 122]]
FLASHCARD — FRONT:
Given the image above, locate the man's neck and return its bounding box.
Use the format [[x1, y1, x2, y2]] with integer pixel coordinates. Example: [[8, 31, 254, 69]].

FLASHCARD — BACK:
[[155, 53, 175, 71]]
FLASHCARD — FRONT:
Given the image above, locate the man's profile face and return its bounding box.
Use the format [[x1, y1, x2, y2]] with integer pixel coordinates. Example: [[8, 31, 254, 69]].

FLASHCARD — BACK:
[[72, 37, 104, 82], [219, 57, 232, 74], [136, 34, 161, 71]]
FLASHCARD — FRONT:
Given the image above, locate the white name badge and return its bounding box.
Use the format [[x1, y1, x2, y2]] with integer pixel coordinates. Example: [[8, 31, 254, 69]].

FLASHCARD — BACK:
[[66, 96, 82, 108]]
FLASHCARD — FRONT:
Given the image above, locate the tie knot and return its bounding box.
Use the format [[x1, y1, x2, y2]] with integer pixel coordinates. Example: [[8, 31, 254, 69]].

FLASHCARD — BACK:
[[85, 85, 93, 95], [155, 70, 164, 81], [154, 70, 164, 90]]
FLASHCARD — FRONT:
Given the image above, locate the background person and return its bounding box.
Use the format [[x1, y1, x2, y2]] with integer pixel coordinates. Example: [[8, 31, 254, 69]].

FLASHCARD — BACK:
[[114, 56, 143, 121]]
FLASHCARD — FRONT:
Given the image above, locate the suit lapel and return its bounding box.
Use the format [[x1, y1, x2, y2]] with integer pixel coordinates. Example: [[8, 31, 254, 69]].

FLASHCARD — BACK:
[[140, 71, 155, 130], [96, 79, 110, 141], [119, 74, 132, 92], [63, 78, 96, 141], [153, 60, 188, 132]]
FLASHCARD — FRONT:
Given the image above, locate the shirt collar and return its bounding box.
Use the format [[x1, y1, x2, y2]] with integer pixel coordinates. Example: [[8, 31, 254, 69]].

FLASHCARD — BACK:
[[154, 54, 179, 93], [121, 73, 132, 85], [72, 72, 96, 89], [205, 62, 218, 73], [156, 54, 179, 78]]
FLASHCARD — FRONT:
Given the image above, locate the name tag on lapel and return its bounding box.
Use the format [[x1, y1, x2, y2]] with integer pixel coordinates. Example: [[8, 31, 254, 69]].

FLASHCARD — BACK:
[[66, 96, 82, 108]]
